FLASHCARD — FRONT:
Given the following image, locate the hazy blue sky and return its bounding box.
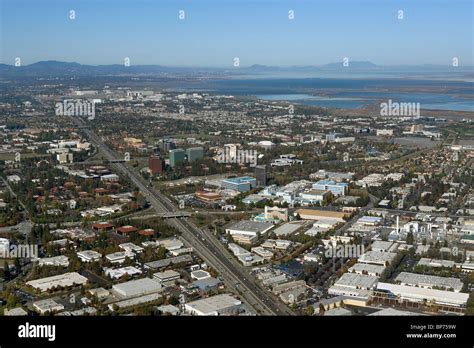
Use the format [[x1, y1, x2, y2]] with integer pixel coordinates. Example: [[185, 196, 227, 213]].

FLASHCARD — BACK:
[[1, 0, 472, 66]]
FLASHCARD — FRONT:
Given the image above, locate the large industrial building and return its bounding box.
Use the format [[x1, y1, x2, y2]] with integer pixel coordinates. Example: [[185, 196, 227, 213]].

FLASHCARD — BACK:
[[348, 263, 386, 277], [26, 272, 88, 292], [225, 220, 274, 241], [376, 282, 469, 308], [328, 273, 378, 298], [394, 272, 463, 292], [111, 278, 162, 298], [295, 209, 348, 221], [184, 294, 242, 316], [358, 250, 398, 266]]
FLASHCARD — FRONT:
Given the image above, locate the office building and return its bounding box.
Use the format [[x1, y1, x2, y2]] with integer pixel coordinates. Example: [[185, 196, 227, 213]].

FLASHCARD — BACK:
[[77, 250, 102, 263], [186, 147, 204, 162], [312, 180, 348, 196], [38, 255, 69, 267], [169, 148, 186, 167], [264, 206, 289, 222], [153, 270, 181, 284], [149, 155, 165, 175], [33, 299, 65, 314], [221, 176, 257, 192], [159, 139, 176, 153], [254, 165, 267, 187]]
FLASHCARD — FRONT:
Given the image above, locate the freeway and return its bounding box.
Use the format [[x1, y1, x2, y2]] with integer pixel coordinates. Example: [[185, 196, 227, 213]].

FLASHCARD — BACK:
[[75, 117, 293, 315]]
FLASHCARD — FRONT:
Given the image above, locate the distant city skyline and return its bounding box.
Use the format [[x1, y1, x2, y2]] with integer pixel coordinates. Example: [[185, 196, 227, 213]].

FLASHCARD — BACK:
[[1, 0, 472, 67]]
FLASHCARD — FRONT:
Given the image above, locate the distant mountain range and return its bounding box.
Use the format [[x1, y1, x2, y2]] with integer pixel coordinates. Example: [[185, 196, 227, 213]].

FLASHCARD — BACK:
[[0, 60, 213, 77], [0, 60, 470, 78]]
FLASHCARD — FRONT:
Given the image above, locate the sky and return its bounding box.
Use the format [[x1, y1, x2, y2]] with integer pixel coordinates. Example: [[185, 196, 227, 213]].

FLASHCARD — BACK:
[[0, 0, 472, 67]]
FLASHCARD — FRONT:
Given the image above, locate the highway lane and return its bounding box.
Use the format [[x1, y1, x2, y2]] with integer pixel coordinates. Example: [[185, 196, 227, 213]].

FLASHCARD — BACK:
[[76, 117, 293, 315], [175, 217, 293, 315]]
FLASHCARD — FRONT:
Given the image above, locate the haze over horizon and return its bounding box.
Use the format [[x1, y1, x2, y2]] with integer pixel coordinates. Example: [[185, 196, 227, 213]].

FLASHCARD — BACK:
[[2, 59, 473, 69], [1, 0, 472, 67]]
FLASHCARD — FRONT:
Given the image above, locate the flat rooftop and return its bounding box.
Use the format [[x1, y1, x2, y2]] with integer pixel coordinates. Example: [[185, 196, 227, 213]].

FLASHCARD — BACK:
[[369, 308, 422, 316], [153, 270, 180, 280], [226, 220, 274, 233], [296, 209, 348, 219], [110, 293, 162, 310], [273, 221, 308, 236], [371, 240, 394, 251], [190, 270, 211, 279], [395, 272, 463, 292], [144, 254, 193, 270], [334, 273, 378, 289], [185, 294, 242, 315], [377, 282, 469, 307], [112, 278, 162, 298], [33, 298, 63, 311], [77, 250, 102, 258], [26, 272, 88, 292], [417, 258, 455, 268], [348, 263, 386, 275], [358, 250, 398, 265]]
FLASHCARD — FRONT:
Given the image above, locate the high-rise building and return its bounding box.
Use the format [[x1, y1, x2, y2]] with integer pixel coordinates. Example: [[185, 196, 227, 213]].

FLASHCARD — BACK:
[[186, 147, 204, 162], [254, 165, 267, 187], [159, 139, 176, 153], [169, 148, 186, 167], [149, 155, 165, 175]]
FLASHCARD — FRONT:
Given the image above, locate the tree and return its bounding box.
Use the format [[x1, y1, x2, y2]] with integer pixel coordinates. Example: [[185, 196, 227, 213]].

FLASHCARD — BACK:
[[168, 295, 179, 306], [306, 305, 315, 316], [318, 303, 325, 315], [1, 260, 10, 279], [466, 292, 474, 316], [6, 294, 18, 309], [406, 231, 414, 245]]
